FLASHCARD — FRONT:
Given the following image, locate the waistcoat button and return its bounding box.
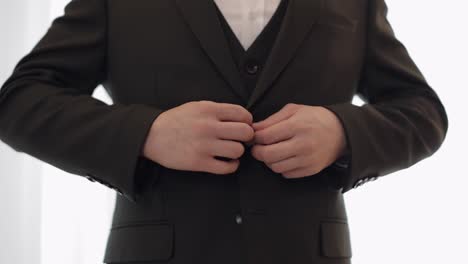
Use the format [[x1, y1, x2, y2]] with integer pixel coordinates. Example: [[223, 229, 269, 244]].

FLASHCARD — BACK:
[[245, 59, 260, 75]]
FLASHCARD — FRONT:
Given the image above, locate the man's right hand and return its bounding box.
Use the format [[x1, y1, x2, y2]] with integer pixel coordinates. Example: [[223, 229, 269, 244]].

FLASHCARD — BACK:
[[142, 100, 254, 174]]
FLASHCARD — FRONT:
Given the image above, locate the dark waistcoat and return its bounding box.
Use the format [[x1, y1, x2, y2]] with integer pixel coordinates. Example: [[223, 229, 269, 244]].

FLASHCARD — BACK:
[[213, 0, 290, 98]]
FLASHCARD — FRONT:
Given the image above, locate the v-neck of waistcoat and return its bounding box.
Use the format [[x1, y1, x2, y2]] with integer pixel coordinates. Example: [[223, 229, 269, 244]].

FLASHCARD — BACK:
[[212, 0, 288, 55]]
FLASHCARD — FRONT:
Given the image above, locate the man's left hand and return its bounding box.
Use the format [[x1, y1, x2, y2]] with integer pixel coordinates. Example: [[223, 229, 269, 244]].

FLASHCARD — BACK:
[[250, 103, 347, 179]]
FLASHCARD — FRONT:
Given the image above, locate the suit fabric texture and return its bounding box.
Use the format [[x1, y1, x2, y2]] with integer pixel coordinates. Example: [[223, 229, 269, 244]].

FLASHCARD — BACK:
[[0, 0, 448, 263]]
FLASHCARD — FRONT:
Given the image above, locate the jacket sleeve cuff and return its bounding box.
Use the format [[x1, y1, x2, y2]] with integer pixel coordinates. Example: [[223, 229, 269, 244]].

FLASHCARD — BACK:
[[321, 103, 361, 193], [89, 104, 164, 203]]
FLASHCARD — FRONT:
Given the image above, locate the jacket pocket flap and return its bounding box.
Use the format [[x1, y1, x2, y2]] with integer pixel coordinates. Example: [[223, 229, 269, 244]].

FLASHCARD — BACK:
[[103, 222, 174, 263], [320, 220, 352, 258]]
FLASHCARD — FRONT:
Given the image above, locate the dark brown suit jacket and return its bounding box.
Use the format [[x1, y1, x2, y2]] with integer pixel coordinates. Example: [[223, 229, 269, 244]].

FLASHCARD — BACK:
[[0, 0, 448, 263]]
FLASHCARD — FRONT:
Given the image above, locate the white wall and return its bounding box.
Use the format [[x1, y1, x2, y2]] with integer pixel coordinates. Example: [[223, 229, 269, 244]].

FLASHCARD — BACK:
[[0, 1, 50, 263], [346, 1, 467, 263], [0, 1, 115, 263]]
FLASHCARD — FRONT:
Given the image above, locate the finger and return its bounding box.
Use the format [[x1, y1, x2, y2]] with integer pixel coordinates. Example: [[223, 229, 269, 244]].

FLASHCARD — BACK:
[[281, 166, 317, 179], [214, 103, 253, 125], [250, 138, 296, 163], [205, 156, 240, 174], [208, 139, 245, 159], [254, 119, 295, 145], [267, 155, 304, 174], [214, 121, 255, 142], [252, 104, 297, 131]]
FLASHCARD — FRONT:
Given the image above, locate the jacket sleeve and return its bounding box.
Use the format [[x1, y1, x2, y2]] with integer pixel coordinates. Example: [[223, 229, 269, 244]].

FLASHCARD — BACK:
[[322, 0, 449, 193], [0, 0, 164, 203]]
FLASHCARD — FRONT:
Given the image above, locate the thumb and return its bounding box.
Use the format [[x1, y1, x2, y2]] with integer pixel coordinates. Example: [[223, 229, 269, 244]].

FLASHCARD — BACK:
[[252, 104, 298, 131]]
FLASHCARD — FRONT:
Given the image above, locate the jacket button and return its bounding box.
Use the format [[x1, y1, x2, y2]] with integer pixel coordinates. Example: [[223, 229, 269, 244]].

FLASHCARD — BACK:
[[245, 59, 259, 75], [85, 175, 95, 182], [235, 214, 243, 224], [353, 179, 364, 188]]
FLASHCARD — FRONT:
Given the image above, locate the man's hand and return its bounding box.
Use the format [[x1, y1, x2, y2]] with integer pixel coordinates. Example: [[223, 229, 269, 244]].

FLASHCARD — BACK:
[[142, 100, 254, 174], [250, 103, 347, 179]]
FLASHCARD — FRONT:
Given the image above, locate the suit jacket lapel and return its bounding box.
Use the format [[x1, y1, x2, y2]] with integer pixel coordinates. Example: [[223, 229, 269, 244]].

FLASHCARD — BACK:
[[246, 0, 324, 109], [174, 0, 249, 103]]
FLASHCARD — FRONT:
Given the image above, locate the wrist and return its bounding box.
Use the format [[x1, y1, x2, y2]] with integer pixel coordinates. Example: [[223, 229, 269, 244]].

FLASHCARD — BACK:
[[142, 111, 166, 159]]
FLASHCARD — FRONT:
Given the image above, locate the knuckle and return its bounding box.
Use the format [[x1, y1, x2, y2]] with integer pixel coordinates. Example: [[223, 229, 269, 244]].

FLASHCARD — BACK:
[[199, 120, 215, 135], [195, 141, 210, 156], [234, 105, 252, 122], [211, 121, 223, 136], [241, 124, 255, 140], [191, 139, 202, 152], [255, 131, 267, 143], [263, 155, 274, 164], [207, 160, 221, 174], [270, 163, 282, 173], [210, 166, 221, 175], [187, 100, 199, 107], [228, 162, 240, 174], [218, 160, 238, 174], [199, 99, 213, 105], [192, 119, 204, 133], [189, 155, 204, 170], [290, 120, 302, 134], [288, 118, 299, 129], [194, 100, 208, 109], [256, 148, 266, 161], [309, 166, 320, 175], [232, 143, 245, 158], [298, 156, 309, 168], [263, 133, 274, 145], [244, 111, 253, 124], [293, 138, 307, 153], [218, 105, 235, 121], [307, 137, 318, 150], [285, 103, 297, 109], [199, 100, 215, 112]]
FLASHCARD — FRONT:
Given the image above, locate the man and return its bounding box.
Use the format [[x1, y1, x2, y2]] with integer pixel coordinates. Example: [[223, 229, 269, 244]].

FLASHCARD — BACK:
[[0, 0, 448, 263]]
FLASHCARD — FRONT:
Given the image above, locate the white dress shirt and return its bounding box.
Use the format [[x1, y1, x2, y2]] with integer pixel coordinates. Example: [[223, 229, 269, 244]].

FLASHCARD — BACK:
[[213, 0, 281, 50]]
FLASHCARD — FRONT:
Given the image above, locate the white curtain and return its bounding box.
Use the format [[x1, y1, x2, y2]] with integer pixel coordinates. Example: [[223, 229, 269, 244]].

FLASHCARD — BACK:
[[0, 0, 466, 264], [0, 0, 115, 263]]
